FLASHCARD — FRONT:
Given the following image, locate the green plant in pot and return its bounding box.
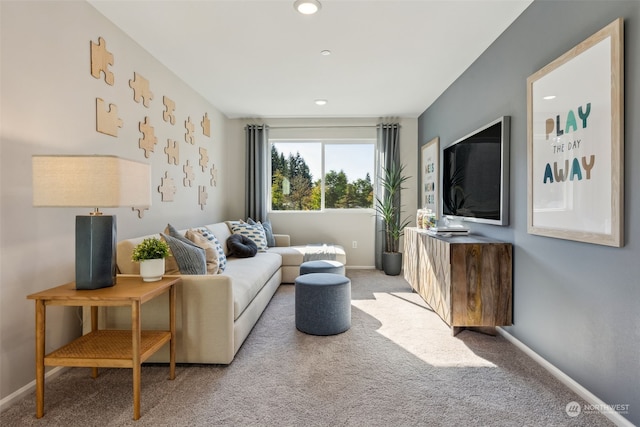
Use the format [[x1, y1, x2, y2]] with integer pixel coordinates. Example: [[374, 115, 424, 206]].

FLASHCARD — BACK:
[[375, 163, 411, 276], [132, 237, 170, 282]]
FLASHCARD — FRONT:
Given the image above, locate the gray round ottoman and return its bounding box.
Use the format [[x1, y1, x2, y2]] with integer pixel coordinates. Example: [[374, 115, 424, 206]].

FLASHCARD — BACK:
[[300, 260, 345, 275], [295, 273, 351, 336]]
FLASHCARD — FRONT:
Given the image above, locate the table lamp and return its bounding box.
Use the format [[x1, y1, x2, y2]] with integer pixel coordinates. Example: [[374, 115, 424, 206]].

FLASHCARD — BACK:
[[32, 155, 151, 290]]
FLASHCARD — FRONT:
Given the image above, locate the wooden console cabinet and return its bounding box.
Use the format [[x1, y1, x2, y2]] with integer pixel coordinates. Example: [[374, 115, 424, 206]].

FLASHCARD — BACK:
[[403, 227, 512, 335]]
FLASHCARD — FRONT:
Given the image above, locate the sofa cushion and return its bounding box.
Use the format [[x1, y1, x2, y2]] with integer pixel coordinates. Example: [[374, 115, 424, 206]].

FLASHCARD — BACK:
[[267, 246, 304, 265], [231, 222, 268, 252], [268, 245, 347, 266], [161, 233, 207, 275], [223, 253, 282, 320], [227, 234, 258, 258]]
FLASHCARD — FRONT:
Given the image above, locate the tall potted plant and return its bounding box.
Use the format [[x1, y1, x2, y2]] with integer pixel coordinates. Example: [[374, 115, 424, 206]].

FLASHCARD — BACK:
[[375, 163, 410, 275], [132, 237, 170, 282]]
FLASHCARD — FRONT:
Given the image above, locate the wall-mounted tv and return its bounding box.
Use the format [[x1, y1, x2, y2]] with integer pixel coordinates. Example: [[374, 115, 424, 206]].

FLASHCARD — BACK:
[[442, 116, 510, 226]]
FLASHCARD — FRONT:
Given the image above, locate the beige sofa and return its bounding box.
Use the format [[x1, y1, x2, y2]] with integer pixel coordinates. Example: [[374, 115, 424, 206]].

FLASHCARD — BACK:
[[85, 221, 346, 364]]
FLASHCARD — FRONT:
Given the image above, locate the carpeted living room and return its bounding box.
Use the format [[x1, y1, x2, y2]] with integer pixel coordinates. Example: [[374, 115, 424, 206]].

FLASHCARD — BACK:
[[1, 1, 639, 427], [0, 270, 614, 426]]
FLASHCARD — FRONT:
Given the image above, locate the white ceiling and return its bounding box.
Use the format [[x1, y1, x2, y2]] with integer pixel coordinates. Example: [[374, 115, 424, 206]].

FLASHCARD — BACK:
[[88, 0, 532, 119]]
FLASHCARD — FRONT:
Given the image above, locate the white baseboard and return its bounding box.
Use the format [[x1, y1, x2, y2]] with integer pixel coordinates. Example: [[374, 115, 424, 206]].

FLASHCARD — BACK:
[[496, 327, 633, 427], [345, 265, 376, 270], [0, 367, 67, 414]]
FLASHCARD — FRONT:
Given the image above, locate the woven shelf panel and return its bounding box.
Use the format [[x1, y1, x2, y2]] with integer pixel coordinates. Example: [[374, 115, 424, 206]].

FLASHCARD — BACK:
[[46, 330, 169, 360]]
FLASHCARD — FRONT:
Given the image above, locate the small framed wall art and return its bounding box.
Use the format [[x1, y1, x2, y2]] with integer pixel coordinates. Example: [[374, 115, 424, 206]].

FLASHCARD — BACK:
[[421, 137, 439, 217], [527, 18, 624, 247]]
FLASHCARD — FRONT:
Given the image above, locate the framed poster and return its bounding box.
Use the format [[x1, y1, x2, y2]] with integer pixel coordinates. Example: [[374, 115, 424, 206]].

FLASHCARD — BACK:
[[527, 18, 623, 247], [421, 137, 439, 217]]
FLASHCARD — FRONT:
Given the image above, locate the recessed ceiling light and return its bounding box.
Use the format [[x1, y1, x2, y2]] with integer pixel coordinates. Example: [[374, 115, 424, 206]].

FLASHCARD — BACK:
[[294, 0, 321, 15], [315, 99, 328, 106], [543, 95, 556, 100], [320, 50, 331, 56]]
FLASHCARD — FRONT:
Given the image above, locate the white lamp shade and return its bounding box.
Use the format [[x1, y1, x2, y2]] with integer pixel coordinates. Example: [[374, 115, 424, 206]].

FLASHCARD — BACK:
[[32, 155, 151, 208]]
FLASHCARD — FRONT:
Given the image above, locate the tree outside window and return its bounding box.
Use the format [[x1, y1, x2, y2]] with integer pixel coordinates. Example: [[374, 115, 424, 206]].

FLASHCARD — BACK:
[[270, 141, 374, 211]]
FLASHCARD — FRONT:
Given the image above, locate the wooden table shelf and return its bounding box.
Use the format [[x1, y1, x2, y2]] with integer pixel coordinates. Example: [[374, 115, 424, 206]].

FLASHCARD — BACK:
[[45, 330, 171, 368], [27, 275, 180, 421]]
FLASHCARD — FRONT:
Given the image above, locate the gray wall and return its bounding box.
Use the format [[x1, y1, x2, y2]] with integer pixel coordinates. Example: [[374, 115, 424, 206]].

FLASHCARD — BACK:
[[418, 1, 639, 424]]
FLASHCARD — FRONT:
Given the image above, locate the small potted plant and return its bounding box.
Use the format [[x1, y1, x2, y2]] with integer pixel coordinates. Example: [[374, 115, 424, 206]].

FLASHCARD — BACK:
[[132, 237, 170, 282]]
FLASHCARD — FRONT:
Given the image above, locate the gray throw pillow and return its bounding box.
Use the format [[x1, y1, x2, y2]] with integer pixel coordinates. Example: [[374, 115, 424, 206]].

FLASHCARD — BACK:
[[261, 220, 276, 247], [161, 233, 207, 275]]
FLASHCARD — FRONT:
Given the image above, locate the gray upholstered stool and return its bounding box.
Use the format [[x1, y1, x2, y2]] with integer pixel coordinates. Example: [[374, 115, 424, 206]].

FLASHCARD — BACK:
[[300, 260, 345, 275], [295, 273, 351, 336]]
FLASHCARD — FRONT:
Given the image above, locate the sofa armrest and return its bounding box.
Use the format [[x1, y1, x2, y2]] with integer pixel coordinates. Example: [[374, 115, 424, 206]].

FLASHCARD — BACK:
[[172, 274, 235, 363], [274, 234, 290, 247], [83, 273, 236, 364]]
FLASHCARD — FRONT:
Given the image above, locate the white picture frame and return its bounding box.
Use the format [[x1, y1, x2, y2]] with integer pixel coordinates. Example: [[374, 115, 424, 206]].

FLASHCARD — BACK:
[[527, 18, 624, 247], [421, 137, 439, 217]]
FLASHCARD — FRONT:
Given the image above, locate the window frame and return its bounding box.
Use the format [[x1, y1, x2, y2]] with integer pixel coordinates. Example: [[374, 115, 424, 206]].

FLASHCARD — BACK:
[[268, 138, 376, 213]]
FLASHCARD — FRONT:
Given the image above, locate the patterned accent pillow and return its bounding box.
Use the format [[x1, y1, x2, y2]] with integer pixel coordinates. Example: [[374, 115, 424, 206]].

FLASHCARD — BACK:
[[247, 218, 275, 247], [197, 227, 227, 273], [225, 219, 244, 231], [185, 229, 220, 274], [160, 233, 207, 275], [230, 222, 268, 252]]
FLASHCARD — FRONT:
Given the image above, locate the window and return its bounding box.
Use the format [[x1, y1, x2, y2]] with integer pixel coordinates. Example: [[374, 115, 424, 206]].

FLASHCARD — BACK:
[[270, 140, 375, 211]]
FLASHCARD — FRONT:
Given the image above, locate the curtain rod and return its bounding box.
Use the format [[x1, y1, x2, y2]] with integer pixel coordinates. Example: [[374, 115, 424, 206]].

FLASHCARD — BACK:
[[266, 124, 400, 129], [268, 125, 377, 129]]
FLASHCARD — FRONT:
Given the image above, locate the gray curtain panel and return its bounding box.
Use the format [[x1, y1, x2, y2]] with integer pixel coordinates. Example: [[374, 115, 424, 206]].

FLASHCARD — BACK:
[[375, 123, 400, 269], [245, 124, 269, 222]]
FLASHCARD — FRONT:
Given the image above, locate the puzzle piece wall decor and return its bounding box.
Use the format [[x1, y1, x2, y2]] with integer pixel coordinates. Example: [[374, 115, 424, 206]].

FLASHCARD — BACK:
[[129, 72, 153, 107], [199, 147, 209, 172], [138, 117, 158, 158], [132, 206, 149, 218], [164, 139, 179, 165], [158, 172, 177, 202], [201, 113, 211, 136], [198, 186, 208, 210], [183, 160, 195, 187], [185, 117, 195, 144], [210, 164, 218, 187], [163, 96, 176, 125], [96, 98, 123, 137], [90, 37, 114, 85]]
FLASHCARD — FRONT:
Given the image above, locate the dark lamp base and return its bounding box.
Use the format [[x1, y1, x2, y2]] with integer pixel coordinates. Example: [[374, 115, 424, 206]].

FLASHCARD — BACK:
[[75, 215, 117, 290]]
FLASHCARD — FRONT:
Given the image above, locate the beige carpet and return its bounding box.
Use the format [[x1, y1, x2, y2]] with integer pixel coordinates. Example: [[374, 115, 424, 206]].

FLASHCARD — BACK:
[[2, 270, 613, 426]]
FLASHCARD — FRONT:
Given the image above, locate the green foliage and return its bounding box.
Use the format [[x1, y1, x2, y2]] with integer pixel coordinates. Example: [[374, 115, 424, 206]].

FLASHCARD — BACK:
[[375, 163, 411, 253], [325, 170, 348, 208], [271, 147, 373, 210], [131, 237, 170, 262]]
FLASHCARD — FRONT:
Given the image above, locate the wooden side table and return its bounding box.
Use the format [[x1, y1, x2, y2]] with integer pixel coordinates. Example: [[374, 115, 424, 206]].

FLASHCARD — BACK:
[[27, 275, 180, 420]]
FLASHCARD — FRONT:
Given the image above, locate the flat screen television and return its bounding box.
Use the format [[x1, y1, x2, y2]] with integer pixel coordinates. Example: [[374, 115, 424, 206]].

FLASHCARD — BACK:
[[442, 116, 510, 226]]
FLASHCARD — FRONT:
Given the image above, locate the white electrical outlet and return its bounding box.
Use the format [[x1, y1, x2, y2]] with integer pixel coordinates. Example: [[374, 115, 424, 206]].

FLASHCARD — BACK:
[[352, 241, 358, 249]]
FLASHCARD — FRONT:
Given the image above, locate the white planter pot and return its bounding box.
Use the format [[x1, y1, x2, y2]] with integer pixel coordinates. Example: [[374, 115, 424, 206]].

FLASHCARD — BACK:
[[139, 258, 165, 282]]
